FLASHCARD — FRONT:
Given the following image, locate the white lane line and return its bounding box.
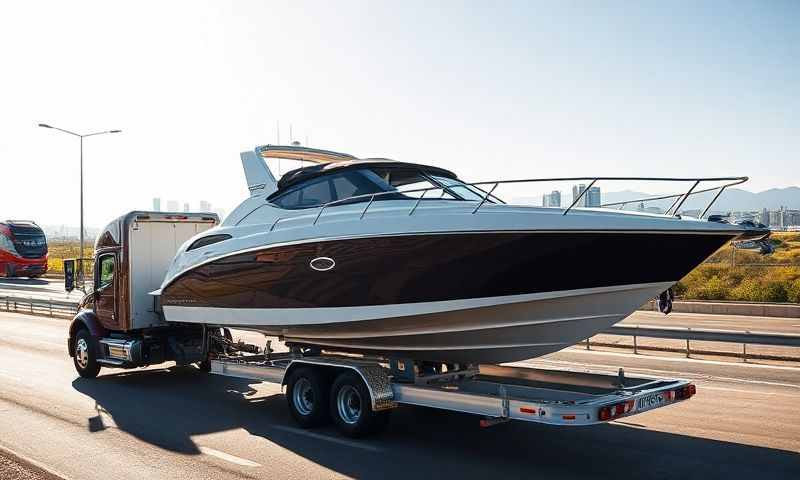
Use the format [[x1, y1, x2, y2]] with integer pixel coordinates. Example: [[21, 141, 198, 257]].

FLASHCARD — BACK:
[[198, 446, 262, 467], [0, 442, 75, 480], [698, 385, 776, 395], [0, 371, 22, 382], [272, 425, 383, 452]]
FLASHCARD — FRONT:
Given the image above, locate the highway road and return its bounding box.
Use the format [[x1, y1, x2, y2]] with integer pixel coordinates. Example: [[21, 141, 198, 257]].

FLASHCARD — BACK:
[[0, 278, 79, 303], [0, 311, 798, 480]]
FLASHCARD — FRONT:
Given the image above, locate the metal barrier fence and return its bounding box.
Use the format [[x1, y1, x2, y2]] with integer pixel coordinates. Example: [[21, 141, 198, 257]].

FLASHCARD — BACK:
[[596, 324, 800, 361], [0, 296, 78, 318]]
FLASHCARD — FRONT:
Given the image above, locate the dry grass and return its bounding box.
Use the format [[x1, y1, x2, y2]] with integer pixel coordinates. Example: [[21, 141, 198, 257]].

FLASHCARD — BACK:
[[46, 241, 93, 275]]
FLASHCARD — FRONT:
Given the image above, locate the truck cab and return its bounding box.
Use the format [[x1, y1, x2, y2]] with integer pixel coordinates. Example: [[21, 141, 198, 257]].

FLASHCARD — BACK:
[[67, 211, 219, 377]]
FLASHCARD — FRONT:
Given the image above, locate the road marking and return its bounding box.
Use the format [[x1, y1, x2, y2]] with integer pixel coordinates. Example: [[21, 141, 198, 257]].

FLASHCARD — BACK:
[[198, 446, 261, 467], [699, 385, 776, 395], [0, 372, 22, 382], [273, 425, 383, 452]]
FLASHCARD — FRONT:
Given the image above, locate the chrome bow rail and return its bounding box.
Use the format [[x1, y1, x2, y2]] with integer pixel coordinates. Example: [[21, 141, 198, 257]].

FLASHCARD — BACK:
[[266, 175, 748, 231]]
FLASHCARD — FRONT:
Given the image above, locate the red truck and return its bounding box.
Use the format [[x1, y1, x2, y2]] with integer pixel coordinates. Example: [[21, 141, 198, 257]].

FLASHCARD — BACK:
[[0, 220, 48, 278]]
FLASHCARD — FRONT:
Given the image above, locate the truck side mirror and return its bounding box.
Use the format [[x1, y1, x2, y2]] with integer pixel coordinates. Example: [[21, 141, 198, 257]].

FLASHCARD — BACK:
[[64, 259, 75, 292]]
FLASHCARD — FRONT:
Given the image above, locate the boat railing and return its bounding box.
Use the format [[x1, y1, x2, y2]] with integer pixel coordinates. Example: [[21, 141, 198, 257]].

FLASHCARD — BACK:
[[267, 175, 748, 231]]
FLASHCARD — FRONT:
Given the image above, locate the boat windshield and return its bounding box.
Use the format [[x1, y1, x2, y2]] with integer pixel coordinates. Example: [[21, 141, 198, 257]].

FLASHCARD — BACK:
[[269, 166, 486, 209], [429, 175, 486, 202], [367, 167, 457, 200]]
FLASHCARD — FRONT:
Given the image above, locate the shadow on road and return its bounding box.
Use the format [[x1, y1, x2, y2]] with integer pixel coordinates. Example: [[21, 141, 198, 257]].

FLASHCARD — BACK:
[[72, 367, 799, 479]]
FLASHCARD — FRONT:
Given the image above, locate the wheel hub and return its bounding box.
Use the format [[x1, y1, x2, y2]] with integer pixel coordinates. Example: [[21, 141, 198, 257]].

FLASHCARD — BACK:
[[75, 338, 89, 369], [337, 385, 362, 425], [292, 378, 314, 416]]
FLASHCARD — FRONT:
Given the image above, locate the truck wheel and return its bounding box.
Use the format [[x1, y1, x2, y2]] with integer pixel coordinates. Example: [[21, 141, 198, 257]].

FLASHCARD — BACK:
[[73, 329, 101, 378], [329, 371, 389, 438], [286, 367, 329, 428]]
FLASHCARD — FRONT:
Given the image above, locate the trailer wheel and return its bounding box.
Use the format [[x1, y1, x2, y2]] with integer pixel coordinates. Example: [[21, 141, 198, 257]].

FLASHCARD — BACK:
[[285, 367, 330, 428], [73, 329, 101, 378], [329, 371, 389, 437]]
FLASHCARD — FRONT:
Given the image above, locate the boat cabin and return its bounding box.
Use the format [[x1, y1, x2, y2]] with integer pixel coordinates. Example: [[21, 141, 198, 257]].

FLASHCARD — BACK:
[[252, 145, 489, 210]]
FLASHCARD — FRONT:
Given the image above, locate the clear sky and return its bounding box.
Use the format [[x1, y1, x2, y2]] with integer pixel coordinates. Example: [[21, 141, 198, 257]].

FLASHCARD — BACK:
[[1, 1, 797, 228]]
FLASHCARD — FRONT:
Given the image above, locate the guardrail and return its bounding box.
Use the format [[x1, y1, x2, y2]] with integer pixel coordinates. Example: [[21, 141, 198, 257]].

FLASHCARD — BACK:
[[595, 324, 800, 361], [0, 296, 78, 318]]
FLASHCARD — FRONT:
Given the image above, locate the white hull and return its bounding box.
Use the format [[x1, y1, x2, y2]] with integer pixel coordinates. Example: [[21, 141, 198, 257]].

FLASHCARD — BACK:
[[165, 281, 672, 363]]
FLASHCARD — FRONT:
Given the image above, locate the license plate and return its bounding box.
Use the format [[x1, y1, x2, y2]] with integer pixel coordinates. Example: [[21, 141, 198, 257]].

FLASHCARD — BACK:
[[637, 392, 666, 411]]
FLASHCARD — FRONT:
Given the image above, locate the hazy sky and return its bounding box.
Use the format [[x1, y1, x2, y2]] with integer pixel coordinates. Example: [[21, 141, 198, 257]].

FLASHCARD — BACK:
[[1, 1, 797, 228]]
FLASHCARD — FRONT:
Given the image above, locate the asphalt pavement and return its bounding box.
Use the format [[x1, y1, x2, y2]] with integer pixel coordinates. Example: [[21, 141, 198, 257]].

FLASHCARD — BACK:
[[0, 311, 798, 480], [0, 278, 79, 302]]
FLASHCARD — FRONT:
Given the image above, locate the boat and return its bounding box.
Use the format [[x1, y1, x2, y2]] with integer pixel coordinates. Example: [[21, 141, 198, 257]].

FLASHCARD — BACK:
[[157, 145, 769, 364]]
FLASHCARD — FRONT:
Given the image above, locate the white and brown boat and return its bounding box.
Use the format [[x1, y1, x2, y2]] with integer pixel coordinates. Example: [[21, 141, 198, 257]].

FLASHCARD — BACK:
[[156, 145, 768, 363]]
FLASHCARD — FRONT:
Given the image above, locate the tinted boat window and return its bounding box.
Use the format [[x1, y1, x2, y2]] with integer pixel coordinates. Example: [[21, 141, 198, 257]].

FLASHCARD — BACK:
[[271, 170, 391, 209]]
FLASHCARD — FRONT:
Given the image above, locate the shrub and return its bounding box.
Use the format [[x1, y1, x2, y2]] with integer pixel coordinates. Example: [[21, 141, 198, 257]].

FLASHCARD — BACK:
[[788, 280, 800, 303]]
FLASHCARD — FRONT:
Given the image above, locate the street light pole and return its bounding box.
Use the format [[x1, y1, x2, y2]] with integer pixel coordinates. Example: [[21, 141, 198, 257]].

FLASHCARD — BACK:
[[38, 123, 121, 287]]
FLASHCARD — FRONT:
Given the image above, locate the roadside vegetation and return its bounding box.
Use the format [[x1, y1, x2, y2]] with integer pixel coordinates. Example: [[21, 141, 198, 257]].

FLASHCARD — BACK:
[[46, 240, 94, 275], [675, 233, 800, 303]]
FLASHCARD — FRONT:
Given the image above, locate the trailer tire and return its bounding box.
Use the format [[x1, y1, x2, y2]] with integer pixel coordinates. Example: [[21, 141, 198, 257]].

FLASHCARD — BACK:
[[286, 367, 330, 428], [329, 371, 389, 438], [73, 329, 101, 378]]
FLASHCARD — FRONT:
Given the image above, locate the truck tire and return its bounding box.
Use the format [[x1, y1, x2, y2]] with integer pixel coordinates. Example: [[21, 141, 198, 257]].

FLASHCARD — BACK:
[[285, 367, 330, 428], [329, 371, 389, 438], [73, 329, 101, 378]]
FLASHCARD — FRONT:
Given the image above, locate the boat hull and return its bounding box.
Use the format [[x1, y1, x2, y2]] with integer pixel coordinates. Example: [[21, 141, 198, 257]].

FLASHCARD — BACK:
[[165, 281, 671, 363], [161, 230, 735, 363]]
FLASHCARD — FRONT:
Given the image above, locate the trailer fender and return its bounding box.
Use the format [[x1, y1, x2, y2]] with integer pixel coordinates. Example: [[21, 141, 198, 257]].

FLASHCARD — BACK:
[[67, 310, 108, 357], [283, 359, 396, 411]]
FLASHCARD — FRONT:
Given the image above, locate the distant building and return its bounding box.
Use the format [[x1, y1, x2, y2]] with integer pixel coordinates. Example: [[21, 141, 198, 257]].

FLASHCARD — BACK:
[[760, 208, 770, 226], [152, 198, 161, 212], [200, 200, 212, 212], [167, 200, 179, 212], [571, 184, 601, 207], [572, 184, 587, 207], [183, 203, 190, 212], [586, 187, 601, 207], [542, 190, 561, 207], [786, 209, 800, 227]]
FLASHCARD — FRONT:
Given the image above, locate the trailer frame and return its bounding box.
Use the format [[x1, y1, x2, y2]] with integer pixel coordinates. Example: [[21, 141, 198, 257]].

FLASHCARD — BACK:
[[208, 349, 696, 430]]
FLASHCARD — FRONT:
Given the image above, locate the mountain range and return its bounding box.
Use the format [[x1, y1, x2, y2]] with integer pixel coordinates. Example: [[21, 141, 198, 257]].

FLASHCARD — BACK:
[[601, 187, 800, 212]]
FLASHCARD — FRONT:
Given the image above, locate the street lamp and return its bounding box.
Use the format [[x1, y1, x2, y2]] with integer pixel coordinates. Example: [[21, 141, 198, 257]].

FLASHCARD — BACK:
[[38, 123, 121, 287]]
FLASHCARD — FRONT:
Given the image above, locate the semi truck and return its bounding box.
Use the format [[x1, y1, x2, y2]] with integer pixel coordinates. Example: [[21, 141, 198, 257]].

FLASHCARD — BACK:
[[65, 211, 696, 437]]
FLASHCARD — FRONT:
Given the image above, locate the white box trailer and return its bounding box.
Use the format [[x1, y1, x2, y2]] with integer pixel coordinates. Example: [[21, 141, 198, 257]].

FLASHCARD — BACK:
[[66, 211, 697, 438]]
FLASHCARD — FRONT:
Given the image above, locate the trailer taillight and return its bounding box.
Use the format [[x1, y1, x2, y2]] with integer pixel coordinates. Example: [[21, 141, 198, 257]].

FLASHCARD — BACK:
[[674, 384, 696, 400], [599, 399, 635, 421]]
